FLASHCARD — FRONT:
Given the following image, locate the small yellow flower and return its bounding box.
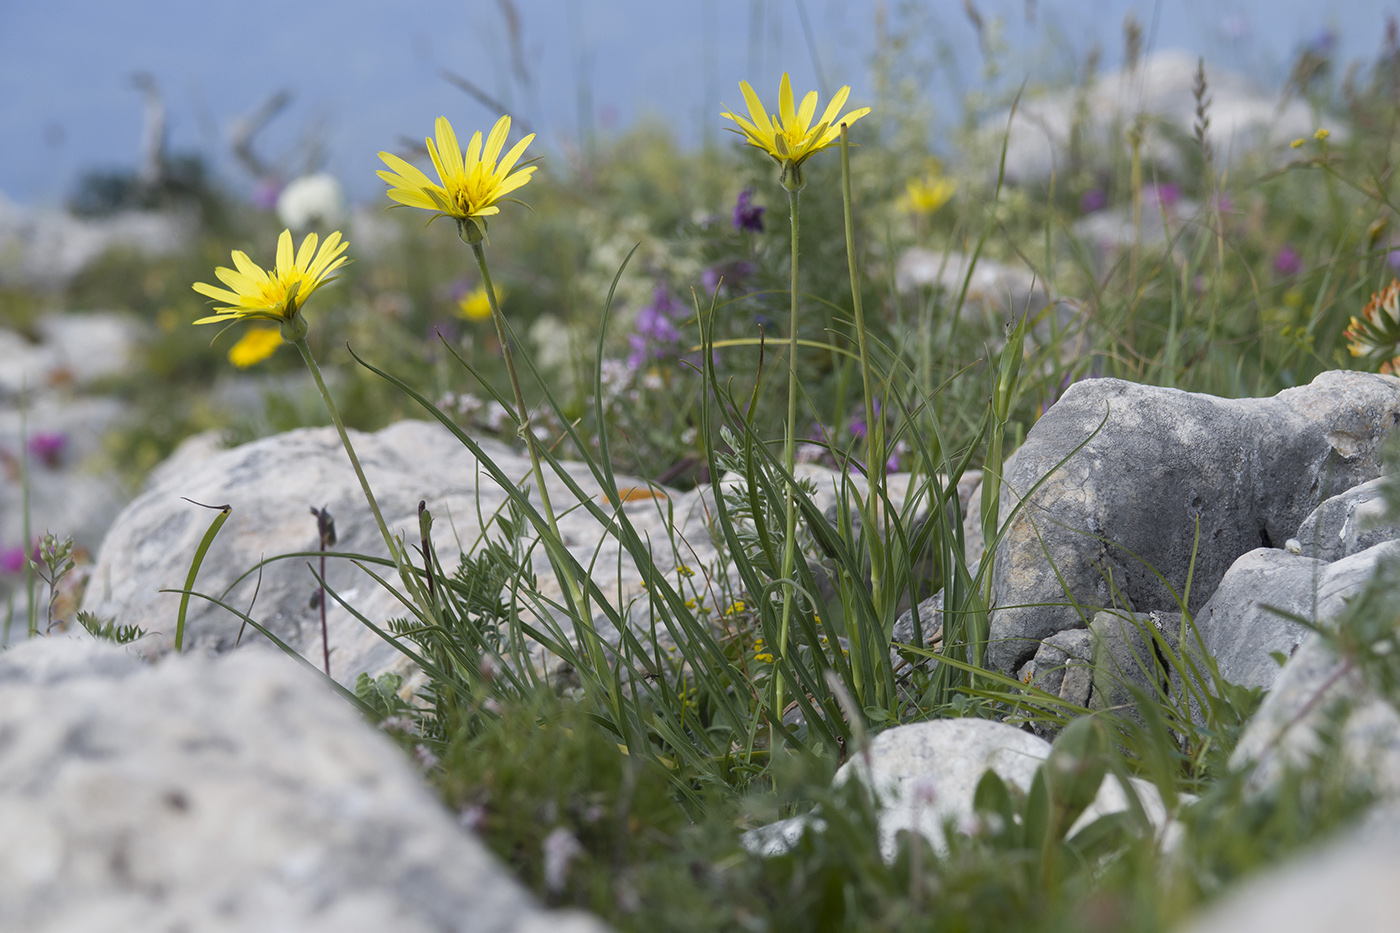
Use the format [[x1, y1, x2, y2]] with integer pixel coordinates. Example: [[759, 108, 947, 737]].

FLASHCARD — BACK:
[[1314, 128, 1331, 140], [456, 284, 496, 321], [377, 115, 536, 239], [227, 325, 283, 368], [899, 162, 957, 216], [1345, 279, 1400, 374], [1290, 138, 1305, 149], [720, 73, 871, 191], [192, 229, 349, 342]]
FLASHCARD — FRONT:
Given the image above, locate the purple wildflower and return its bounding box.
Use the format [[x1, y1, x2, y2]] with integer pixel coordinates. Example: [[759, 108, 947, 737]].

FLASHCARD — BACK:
[[27, 432, 67, 469], [1388, 249, 1400, 272], [702, 260, 757, 294], [1079, 188, 1107, 214], [0, 546, 26, 575], [627, 287, 685, 369], [1146, 183, 1181, 209], [733, 188, 765, 233], [1274, 245, 1303, 277]]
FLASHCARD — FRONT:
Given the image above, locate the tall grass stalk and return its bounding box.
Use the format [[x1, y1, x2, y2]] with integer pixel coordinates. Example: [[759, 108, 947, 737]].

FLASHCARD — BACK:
[[468, 238, 610, 705], [840, 123, 887, 630]]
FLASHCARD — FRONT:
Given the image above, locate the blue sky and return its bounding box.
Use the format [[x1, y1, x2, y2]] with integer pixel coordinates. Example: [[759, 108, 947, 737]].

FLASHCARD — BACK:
[[0, 0, 1387, 206]]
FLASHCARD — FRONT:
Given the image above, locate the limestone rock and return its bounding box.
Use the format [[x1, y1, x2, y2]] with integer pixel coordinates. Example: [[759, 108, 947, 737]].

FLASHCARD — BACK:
[[1294, 477, 1400, 563], [988, 371, 1400, 674], [0, 394, 131, 571], [0, 311, 145, 398], [0, 635, 608, 933], [81, 420, 725, 686], [1178, 810, 1400, 933], [1232, 630, 1400, 800], [1019, 627, 1094, 709], [0, 192, 194, 289], [832, 719, 1167, 859], [1196, 542, 1400, 693]]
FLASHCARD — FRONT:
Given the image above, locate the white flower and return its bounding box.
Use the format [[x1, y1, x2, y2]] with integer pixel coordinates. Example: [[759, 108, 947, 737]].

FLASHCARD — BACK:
[[542, 826, 584, 892], [277, 173, 347, 231]]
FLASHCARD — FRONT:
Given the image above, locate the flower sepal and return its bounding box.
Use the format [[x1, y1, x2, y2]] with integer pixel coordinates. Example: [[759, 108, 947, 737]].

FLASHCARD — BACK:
[[457, 217, 487, 245]]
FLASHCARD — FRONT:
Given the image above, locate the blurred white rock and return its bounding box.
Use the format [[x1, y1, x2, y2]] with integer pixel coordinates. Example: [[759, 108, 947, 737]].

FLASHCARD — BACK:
[[0, 191, 194, 289], [982, 50, 1335, 185]]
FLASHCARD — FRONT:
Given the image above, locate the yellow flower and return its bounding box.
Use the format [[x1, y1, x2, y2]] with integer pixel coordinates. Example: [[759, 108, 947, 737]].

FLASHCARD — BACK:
[[1315, 128, 1331, 140], [899, 163, 957, 216], [720, 73, 871, 190], [1345, 279, 1400, 374], [192, 229, 348, 341], [227, 325, 283, 368], [377, 115, 536, 239], [456, 284, 495, 321], [1290, 138, 1305, 149]]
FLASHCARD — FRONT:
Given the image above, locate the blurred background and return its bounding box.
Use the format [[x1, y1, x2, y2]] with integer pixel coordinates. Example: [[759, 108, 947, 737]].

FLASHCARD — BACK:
[[0, 0, 1387, 206]]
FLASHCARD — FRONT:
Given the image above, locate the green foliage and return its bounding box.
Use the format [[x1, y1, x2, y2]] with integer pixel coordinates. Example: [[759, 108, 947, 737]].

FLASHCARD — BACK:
[[76, 610, 148, 645]]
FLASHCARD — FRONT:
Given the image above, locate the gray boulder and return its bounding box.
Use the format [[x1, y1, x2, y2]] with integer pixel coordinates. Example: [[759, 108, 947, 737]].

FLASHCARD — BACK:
[[1294, 477, 1400, 563], [832, 719, 1169, 859], [1195, 543, 1400, 693], [744, 717, 1170, 860], [80, 420, 725, 686], [0, 635, 608, 933], [987, 371, 1400, 674], [1088, 610, 1182, 718], [1232, 629, 1400, 800], [1018, 627, 1094, 710], [1178, 809, 1400, 933]]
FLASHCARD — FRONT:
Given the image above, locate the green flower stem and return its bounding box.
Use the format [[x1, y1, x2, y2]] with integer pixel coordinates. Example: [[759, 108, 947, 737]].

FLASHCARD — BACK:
[[20, 384, 36, 639], [294, 338, 399, 564], [774, 185, 803, 738], [840, 124, 886, 634], [469, 242, 596, 663]]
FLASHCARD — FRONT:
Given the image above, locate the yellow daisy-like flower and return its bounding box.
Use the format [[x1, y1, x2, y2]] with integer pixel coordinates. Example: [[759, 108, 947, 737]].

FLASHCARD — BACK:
[[227, 325, 283, 368], [192, 229, 349, 342], [377, 115, 536, 241], [899, 163, 957, 216], [720, 73, 871, 191], [1345, 279, 1400, 374], [455, 284, 496, 321]]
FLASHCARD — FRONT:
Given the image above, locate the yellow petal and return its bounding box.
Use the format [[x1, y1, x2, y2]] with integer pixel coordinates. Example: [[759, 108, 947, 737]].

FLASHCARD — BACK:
[[492, 167, 535, 198], [494, 133, 535, 178], [231, 250, 267, 282], [193, 282, 245, 305], [275, 229, 294, 274], [294, 232, 318, 270], [464, 129, 484, 170], [796, 90, 818, 133], [377, 152, 437, 190], [739, 81, 774, 138], [426, 138, 450, 189], [213, 266, 258, 294], [435, 116, 463, 179], [778, 73, 795, 127], [482, 114, 511, 168], [817, 85, 851, 130], [385, 187, 440, 210]]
